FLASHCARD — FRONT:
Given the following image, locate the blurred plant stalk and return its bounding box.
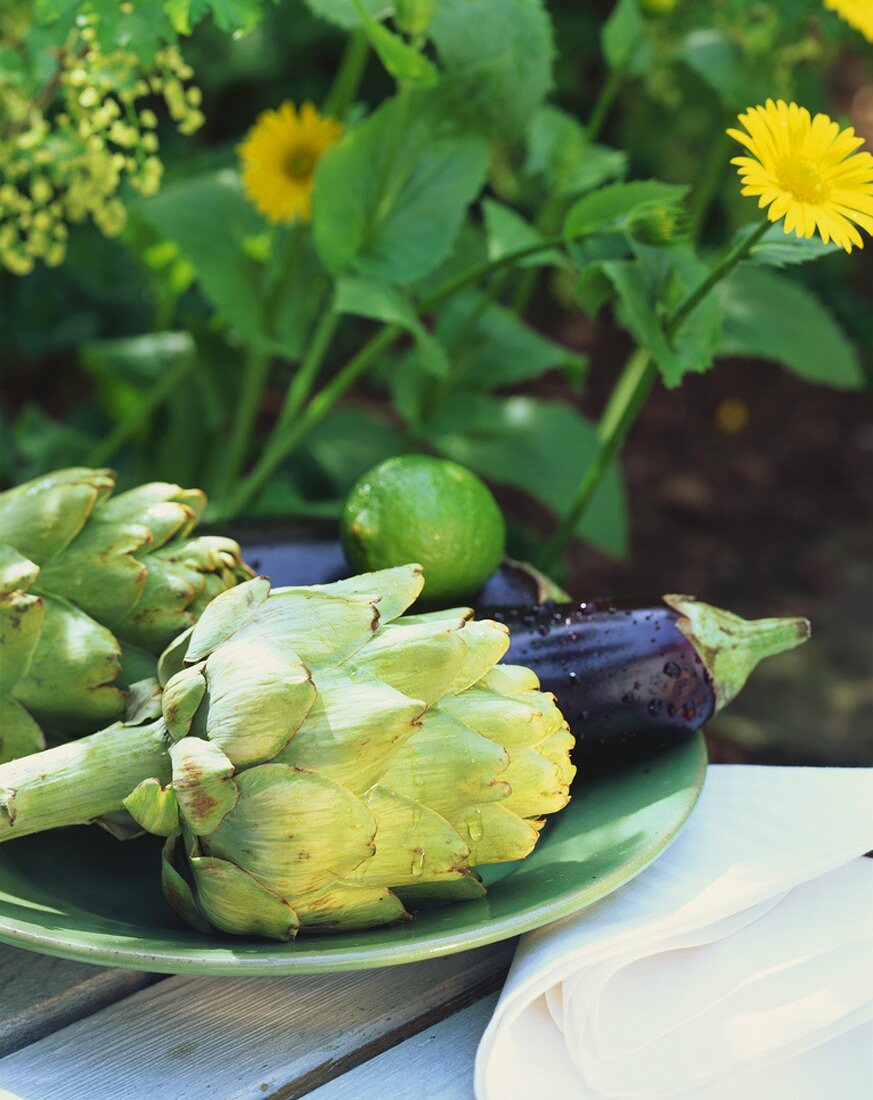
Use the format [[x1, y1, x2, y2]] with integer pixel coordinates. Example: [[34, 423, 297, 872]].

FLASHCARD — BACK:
[[539, 219, 772, 571]]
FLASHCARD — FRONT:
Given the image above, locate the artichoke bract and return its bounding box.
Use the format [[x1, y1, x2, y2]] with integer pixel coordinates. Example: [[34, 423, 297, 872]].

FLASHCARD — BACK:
[[0, 565, 574, 937], [0, 467, 251, 762]]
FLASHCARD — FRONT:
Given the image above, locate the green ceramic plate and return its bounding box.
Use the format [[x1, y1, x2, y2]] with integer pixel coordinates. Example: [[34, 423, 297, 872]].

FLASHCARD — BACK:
[[0, 735, 706, 975]]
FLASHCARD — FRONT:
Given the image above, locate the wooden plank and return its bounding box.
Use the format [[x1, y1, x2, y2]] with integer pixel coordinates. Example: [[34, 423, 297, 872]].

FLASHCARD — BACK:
[[0, 944, 156, 1058], [306, 993, 498, 1100], [0, 942, 514, 1100]]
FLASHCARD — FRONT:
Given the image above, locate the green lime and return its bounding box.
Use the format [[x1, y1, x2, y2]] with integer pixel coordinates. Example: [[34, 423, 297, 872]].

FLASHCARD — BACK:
[[341, 456, 506, 601]]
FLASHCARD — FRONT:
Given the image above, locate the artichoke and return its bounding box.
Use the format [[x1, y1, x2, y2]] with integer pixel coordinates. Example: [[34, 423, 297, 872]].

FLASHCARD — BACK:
[[0, 467, 251, 762], [0, 565, 574, 936]]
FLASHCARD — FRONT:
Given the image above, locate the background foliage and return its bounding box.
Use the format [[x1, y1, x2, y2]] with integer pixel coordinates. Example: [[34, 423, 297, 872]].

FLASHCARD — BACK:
[[1, 0, 870, 573]]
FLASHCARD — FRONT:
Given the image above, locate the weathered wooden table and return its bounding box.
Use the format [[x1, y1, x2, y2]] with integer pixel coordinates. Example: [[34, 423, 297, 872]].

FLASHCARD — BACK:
[[0, 940, 512, 1098]]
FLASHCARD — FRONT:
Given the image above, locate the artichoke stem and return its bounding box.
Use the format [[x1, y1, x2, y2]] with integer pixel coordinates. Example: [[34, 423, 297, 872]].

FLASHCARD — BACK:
[[0, 721, 170, 842], [664, 595, 811, 712]]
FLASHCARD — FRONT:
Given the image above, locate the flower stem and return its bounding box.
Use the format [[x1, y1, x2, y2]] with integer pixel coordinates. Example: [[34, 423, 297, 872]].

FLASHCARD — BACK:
[[539, 218, 770, 569], [587, 67, 623, 142], [223, 323, 402, 517], [510, 192, 569, 315], [539, 346, 655, 572], [324, 28, 370, 120], [220, 231, 593, 517], [276, 306, 342, 432], [420, 232, 569, 311], [214, 348, 272, 499], [0, 721, 170, 842], [213, 228, 306, 499], [666, 218, 769, 341], [422, 271, 510, 423]]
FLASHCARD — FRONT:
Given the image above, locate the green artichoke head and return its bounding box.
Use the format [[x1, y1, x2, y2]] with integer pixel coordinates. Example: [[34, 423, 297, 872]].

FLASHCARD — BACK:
[[123, 565, 576, 937], [0, 467, 251, 759]]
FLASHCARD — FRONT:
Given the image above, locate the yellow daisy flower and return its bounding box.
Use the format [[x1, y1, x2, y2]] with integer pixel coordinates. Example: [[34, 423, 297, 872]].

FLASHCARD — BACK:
[[824, 0, 873, 42], [728, 99, 873, 253], [239, 102, 342, 225]]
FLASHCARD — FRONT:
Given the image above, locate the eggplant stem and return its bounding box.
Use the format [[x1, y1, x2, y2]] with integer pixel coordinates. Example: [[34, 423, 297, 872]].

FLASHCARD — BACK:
[[664, 594, 811, 711]]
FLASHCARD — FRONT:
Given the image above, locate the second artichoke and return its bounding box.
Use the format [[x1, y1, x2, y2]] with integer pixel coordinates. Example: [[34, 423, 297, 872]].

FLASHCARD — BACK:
[[0, 467, 251, 761]]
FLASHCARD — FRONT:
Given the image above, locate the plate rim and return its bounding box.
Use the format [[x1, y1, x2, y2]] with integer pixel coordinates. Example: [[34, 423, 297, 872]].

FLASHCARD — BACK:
[[0, 735, 707, 975]]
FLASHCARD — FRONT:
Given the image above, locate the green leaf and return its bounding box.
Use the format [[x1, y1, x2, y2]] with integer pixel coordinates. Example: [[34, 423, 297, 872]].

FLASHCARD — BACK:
[[137, 171, 268, 347], [313, 92, 489, 284], [80, 330, 196, 432], [411, 219, 487, 297], [735, 223, 842, 268], [169, 0, 264, 33], [305, 407, 404, 492], [676, 30, 746, 108], [482, 200, 564, 269], [165, 0, 192, 33], [719, 267, 862, 390], [86, 0, 174, 62], [303, 0, 389, 28], [425, 394, 627, 556], [435, 293, 587, 389], [574, 264, 615, 319], [525, 107, 627, 197], [565, 181, 688, 239], [602, 248, 722, 387], [383, 347, 430, 425], [81, 331, 195, 388], [350, 0, 439, 87], [12, 407, 95, 478], [602, 0, 648, 73], [335, 275, 448, 375], [431, 0, 554, 140], [335, 275, 418, 328], [138, 173, 319, 357], [193, 0, 264, 33], [252, 478, 344, 520]]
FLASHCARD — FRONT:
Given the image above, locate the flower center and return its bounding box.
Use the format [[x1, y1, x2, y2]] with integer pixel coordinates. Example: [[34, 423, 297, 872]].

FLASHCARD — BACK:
[[776, 157, 830, 204], [284, 147, 315, 180]]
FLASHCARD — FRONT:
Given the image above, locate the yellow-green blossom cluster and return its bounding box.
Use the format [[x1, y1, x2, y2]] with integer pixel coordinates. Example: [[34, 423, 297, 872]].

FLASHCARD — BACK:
[[0, 21, 204, 276]]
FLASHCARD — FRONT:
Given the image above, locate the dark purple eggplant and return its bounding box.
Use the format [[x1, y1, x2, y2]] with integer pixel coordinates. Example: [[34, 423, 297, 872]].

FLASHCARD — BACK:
[[473, 558, 570, 607], [230, 529, 809, 758], [484, 596, 810, 758]]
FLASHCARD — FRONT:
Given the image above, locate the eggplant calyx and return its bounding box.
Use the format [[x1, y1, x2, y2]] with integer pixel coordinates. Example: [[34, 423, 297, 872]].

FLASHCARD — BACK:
[[506, 559, 571, 603], [663, 595, 811, 712]]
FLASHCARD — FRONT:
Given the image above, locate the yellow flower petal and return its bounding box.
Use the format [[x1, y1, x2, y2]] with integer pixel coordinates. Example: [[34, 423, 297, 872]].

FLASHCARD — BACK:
[[238, 100, 342, 225], [727, 100, 873, 253], [824, 0, 873, 42]]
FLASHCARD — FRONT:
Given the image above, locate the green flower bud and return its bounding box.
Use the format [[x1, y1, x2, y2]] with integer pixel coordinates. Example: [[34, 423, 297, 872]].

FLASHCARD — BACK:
[[628, 203, 690, 246], [395, 0, 438, 35]]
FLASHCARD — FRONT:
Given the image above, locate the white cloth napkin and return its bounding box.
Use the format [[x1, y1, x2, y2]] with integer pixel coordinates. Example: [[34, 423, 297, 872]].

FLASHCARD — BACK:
[[476, 766, 873, 1099]]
